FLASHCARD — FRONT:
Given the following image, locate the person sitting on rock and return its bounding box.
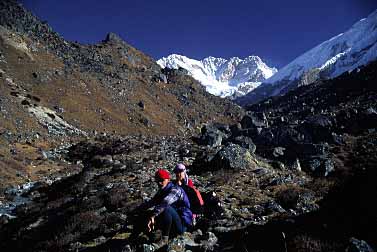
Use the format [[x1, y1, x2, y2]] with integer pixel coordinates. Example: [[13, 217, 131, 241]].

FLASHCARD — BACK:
[[138, 169, 192, 248], [173, 164, 204, 224]]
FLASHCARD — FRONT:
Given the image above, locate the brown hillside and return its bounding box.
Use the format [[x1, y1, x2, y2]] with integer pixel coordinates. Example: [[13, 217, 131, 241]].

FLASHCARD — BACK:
[[0, 0, 243, 190]]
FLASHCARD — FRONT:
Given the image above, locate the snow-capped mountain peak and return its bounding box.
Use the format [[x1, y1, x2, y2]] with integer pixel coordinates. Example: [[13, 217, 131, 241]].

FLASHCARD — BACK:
[[264, 9, 377, 85], [235, 9, 377, 106], [157, 54, 277, 98]]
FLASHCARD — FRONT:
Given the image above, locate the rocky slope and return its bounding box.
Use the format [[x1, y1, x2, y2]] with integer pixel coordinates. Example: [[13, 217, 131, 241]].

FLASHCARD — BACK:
[[0, 1, 376, 252], [0, 59, 376, 252], [236, 9, 377, 106], [0, 0, 243, 190], [157, 54, 277, 98]]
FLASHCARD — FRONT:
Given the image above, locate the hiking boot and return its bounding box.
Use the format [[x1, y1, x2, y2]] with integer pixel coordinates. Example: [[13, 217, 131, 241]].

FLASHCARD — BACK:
[[152, 236, 169, 249]]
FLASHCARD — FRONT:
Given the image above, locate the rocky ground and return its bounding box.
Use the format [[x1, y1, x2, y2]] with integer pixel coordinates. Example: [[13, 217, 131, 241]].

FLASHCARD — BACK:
[[0, 61, 376, 252]]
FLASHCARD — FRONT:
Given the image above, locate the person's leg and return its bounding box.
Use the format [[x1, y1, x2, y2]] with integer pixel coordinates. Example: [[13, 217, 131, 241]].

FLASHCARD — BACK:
[[168, 207, 185, 235], [156, 206, 184, 237]]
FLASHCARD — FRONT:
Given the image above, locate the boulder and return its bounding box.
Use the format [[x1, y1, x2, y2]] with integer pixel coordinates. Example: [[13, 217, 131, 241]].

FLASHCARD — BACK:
[[212, 122, 231, 134], [165, 231, 218, 252], [295, 143, 333, 176], [298, 143, 330, 157], [232, 136, 256, 154], [199, 124, 228, 147], [273, 147, 285, 157], [229, 123, 242, 137], [291, 158, 302, 172], [346, 237, 374, 252], [263, 201, 286, 214], [300, 114, 334, 143], [162, 67, 189, 78], [359, 107, 377, 132], [190, 149, 218, 173], [254, 128, 275, 146], [90, 154, 113, 168], [104, 32, 125, 45], [336, 107, 377, 135], [209, 144, 257, 171], [273, 126, 304, 147], [303, 157, 334, 177], [167, 232, 199, 252], [138, 101, 145, 110], [240, 112, 268, 129], [152, 73, 168, 83]]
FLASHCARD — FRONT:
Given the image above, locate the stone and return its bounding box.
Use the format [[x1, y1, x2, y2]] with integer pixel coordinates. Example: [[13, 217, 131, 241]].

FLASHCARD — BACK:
[[104, 32, 125, 44], [212, 123, 231, 134], [273, 147, 285, 157], [263, 201, 286, 214], [331, 132, 344, 145], [346, 237, 374, 252], [200, 232, 218, 251], [229, 123, 242, 136], [251, 167, 270, 177], [291, 158, 302, 172], [273, 126, 303, 147], [140, 117, 153, 127], [304, 157, 334, 177], [138, 101, 145, 110], [90, 154, 113, 167], [276, 188, 300, 210], [167, 234, 195, 252], [232, 135, 256, 154], [93, 236, 106, 245], [121, 245, 133, 252], [199, 124, 227, 147], [210, 144, 256, 171], [300, 114, 334, 143], [159, 73, 167, 83], [298, 143, 330, 157], [254, 128, 275, 146], [240, 112, 268, 129], [142, 244, 155, 252]]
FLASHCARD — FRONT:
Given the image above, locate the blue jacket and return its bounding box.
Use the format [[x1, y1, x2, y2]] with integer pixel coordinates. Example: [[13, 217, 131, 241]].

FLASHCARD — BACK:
[[143, 182, 193, 226]]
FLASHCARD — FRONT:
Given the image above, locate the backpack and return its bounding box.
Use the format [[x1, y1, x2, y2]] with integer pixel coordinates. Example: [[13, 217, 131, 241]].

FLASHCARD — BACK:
[[181, 184, 204, 215]]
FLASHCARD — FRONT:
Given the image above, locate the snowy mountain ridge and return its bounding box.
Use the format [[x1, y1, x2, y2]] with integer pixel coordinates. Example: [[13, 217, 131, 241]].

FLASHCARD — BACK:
[[235, 9, 377, 106], [265, 9, 377, 85], [157, 54, 277, 97]]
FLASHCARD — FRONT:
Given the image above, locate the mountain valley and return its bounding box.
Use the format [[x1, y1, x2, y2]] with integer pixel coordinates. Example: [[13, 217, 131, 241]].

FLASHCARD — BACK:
[[0, 1, 376, 252]]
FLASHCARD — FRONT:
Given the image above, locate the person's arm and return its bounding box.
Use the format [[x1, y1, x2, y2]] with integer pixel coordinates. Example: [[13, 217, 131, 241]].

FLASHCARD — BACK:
[[151, 187, 181, 217]]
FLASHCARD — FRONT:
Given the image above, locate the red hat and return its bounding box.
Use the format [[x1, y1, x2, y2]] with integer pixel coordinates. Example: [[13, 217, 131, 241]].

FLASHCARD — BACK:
[[155, 169, 170, 180]]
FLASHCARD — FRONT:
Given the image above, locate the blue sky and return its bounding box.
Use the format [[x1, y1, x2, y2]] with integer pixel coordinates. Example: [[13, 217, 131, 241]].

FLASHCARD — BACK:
[[21, 0, 377, 68]]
